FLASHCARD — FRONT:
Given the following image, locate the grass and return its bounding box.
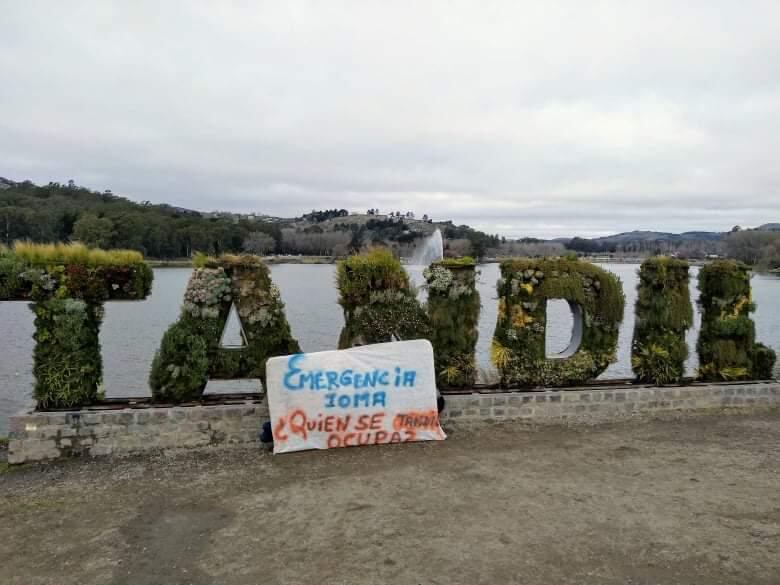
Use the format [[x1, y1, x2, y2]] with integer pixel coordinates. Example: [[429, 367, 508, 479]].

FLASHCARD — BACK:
[[7, 242, 144, 266], [436, 256, 476, 268], [192, 252, 265, 269]]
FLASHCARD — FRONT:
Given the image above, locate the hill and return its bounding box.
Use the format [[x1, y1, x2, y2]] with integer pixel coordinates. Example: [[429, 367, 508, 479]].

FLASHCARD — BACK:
[[757, 223, 780, 231], [0, 177, 499, 259], [564, 229, 725, 256], [592, 230, 723, 244], [565, 226, 779, 267]]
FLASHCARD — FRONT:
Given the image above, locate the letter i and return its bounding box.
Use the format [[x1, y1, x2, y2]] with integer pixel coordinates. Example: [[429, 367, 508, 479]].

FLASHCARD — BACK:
[[394, 367, 401, 387]]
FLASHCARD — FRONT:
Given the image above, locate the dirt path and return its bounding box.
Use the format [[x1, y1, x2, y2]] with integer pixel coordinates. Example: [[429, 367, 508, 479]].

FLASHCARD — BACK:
[[1, 413, 779, 585]]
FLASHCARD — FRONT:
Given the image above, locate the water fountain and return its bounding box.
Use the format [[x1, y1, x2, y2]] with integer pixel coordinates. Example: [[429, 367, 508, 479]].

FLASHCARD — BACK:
[[408, 228, 444, 265]]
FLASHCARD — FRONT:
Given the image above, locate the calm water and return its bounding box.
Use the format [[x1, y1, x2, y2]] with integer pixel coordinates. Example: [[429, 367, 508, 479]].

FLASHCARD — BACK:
[[1, 264, 779, 434]]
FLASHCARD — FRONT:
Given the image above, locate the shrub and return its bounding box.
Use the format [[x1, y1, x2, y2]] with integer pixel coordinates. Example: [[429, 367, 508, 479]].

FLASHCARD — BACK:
[[697, 260, 776, 380], [149, 254, 300, 402], [631, 257, 693, 384], [148, 321, 210, 402], [425, 258, 480, 388], [752, 343, 777, 379], [336, 248, 430, 348], [0, 242, 153, 302], [492, 257, 625, 387]]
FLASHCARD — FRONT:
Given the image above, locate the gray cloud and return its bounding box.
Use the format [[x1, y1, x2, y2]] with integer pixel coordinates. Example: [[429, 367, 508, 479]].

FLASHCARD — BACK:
[[2, 1, 779, 238]]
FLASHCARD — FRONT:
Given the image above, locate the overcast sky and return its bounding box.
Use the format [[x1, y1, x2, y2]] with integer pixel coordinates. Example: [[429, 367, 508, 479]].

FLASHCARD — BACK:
[[2, 2, 779, 238]]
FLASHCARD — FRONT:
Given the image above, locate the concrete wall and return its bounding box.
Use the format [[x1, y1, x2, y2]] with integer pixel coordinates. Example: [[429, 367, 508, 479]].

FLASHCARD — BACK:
[[7, 382, 779, 464]]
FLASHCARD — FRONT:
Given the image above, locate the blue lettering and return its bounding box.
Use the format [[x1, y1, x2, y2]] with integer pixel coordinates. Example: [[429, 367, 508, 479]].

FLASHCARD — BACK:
[[338, 394, 351, 408], [283, 354, 305, 390], [354, 393, 371, 407], [285, 358, 401, 396], [324, 393, 336, 408], [402, 371, 416, 387], [372, 392, 386, 407]]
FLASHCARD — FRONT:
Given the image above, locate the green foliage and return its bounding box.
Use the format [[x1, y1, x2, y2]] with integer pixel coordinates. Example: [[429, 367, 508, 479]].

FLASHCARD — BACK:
[[425, 259, 480, 388], [7, 242, 144, 267], [0, 254, 24, 299], [441, 224, 500, 259], [363, 218, 427, 244], [336, 248, 430, 347], [337, 248, 411, 306], [148, 321, 210, 402], [631, 257, 693, 384], [492, 257, 625, 388], [752, 343, 778, 380], [1, 179, 494, 259], [72, 213, 116, 248], [725, 229, 780, 269], [32, 299, 104, 409], [0, 179, 261, 257], [697, 260, 776, 380], [436, 256, 476, 268], [0, 243, 153, 410], [0, 243, 153, 302], [149, 254, 300, 402]]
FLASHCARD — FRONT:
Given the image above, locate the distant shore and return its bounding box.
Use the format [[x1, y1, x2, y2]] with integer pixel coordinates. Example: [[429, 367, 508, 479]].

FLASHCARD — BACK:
[[147, 255, 337, 267], [146, 256, 778, 272]]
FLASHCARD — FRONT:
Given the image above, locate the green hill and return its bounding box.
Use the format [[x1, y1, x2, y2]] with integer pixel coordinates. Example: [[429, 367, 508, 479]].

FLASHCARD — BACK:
[[0, 177, 499, 259]]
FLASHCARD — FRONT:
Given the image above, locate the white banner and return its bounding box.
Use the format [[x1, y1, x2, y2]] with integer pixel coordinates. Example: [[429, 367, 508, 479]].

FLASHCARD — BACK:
[[265, 340, 446, 454]]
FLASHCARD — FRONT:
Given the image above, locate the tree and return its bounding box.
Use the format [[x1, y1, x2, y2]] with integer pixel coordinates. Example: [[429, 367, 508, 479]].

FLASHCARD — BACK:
[[72, 213, 115, 248], [243, 232, 276, 255], [726, 230, 780, 268], [1, 207, 34, 244], [445, 238, 473, 257]]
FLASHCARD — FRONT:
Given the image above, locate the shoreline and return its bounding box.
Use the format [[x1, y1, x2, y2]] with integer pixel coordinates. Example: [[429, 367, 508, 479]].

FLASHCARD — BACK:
[[145, 256, 779, 273], [147, 255, 338, 267]]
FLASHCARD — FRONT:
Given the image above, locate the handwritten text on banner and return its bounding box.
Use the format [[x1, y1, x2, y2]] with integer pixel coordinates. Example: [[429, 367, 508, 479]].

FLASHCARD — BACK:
[[265, 340, 446, 454]]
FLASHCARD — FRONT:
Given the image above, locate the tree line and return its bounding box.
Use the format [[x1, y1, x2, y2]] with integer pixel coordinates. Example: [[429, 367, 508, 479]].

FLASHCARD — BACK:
[[725, 229, 780, 269], [1, 180, 258, 257], [0, 179, 503, 259]]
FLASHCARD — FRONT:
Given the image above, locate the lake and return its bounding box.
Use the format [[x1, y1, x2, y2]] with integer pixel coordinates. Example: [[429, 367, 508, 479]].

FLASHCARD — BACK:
[[1, 263, 779, 435]]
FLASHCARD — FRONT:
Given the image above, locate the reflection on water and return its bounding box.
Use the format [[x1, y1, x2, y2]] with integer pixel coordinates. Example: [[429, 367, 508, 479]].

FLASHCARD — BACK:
[[1, 264, 779, 434]]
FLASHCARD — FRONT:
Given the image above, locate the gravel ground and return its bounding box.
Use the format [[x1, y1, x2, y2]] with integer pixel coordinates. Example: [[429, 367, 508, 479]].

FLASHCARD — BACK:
[[1, 412, 779, 585]]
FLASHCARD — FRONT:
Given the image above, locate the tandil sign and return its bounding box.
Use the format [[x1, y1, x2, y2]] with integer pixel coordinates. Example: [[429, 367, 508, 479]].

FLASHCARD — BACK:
[[265, 340, 446, 454]]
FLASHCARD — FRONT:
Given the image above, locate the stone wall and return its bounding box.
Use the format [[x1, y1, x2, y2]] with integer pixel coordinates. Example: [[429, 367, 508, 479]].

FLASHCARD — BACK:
[[7, 382, 779, 464], [439, 382, 779, 424], [8, 401, 267, 464]]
